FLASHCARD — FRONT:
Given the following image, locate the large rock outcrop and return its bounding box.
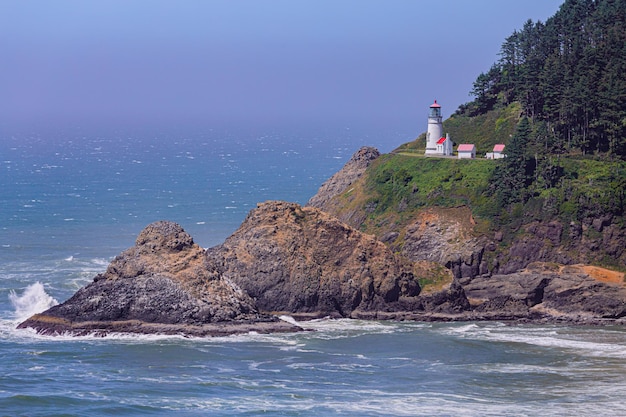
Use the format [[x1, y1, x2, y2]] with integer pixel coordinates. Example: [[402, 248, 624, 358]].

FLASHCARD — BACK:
[[461, 263, 626, 322], [18, 221, 300, 336], [206, 201, 422, 318], [353, 263, 626, 324]]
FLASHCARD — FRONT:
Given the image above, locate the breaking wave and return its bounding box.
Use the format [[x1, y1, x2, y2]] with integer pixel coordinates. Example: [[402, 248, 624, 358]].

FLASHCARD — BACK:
[[9, 282, 58, 321]]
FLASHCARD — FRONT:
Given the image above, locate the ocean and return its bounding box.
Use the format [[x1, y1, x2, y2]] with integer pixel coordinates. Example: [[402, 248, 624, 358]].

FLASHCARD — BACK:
[[2, 126, 626, 416]]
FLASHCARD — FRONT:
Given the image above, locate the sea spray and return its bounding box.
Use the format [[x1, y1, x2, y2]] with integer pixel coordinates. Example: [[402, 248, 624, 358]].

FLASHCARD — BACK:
[[9, 282, 58, 321]]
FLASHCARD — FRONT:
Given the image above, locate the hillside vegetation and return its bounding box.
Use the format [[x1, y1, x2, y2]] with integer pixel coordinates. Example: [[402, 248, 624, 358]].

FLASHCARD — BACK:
[[325, 0, 626, 272], [460, 0, 626, 158], [326, 148, 625, 271]]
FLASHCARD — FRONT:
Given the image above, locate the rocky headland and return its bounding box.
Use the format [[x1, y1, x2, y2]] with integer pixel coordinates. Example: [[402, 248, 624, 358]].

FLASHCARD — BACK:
[[303, 146, 626, 324], [18, 147, 626, 336], [306, 146, 380, 216]]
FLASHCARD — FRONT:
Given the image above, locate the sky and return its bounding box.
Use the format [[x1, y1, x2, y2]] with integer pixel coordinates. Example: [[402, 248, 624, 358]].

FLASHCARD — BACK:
[[1, 1, 563, 133]]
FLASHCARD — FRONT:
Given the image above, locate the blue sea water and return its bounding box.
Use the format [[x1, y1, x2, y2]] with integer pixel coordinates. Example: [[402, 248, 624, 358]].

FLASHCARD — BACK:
[[2, 126, 626, 416]]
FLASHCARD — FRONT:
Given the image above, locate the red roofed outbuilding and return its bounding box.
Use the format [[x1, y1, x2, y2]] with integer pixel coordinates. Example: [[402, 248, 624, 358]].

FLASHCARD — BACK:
[[457, 143, 476, 159], [486, 144, 506, 159], [436, 133, 453, 156]]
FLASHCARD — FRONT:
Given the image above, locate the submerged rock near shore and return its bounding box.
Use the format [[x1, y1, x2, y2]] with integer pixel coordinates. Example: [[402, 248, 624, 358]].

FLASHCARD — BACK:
[[18, 221, 300, 336]]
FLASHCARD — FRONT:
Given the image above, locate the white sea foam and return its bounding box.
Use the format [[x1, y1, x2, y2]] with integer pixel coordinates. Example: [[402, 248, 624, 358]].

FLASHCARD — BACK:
[[277, 315, 299, 326], [9, 282, 58, 321], [440, 322, 626, 359], [490, 331, 626, 358], [301, 318, 401, 337]]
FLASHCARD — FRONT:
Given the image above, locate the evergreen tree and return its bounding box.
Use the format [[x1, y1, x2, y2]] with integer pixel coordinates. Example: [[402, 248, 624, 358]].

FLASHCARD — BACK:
[[461, 0, 626, 159], [490, 118, 534, 208]]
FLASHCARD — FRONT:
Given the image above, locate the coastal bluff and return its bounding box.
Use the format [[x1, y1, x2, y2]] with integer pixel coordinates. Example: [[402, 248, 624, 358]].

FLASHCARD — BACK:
[[18, 146, 626, 336], [304, 147, 626, 324], [18, 221, 300, 337]]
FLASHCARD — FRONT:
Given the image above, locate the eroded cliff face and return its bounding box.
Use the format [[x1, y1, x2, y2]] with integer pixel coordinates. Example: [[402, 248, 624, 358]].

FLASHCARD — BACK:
[[495, 217, 626, 275], [398, 207, 491, 278], [18, 221, 299, 336], [206, 201, 422, 318]]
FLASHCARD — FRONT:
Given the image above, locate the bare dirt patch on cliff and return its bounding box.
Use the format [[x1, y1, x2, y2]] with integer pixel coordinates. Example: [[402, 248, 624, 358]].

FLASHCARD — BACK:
[[578, 265, 624, 284]]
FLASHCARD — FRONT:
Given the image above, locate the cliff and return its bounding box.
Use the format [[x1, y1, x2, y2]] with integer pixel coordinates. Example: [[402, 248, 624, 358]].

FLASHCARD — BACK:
[[18, 221, 300, 336], [307, 147, 626, 279], [305, 147, 626, 324]]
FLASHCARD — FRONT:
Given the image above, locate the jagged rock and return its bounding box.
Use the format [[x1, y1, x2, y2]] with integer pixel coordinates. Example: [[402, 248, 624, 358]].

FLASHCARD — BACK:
[[401, 207, 488, 278], [592, 214, 613, 232], [417, 279, 470, 313], [526, 221, 563, 245], [306, 146, 380, 210], [18, 221, 300, 336], [464, 271, 550, 318], [206, 201, 421, 318], [463, 263, 626, 322], [349, 278, 471, 321]]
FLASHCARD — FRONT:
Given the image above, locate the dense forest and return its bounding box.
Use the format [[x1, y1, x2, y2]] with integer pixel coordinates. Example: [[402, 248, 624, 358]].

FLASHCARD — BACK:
[[457, 0, 626, 158]]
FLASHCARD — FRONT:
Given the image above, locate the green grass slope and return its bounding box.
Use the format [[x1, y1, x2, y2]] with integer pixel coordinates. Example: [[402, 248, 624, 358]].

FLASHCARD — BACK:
[[396, 103, 521, 155], [329, 123, 626, 270]]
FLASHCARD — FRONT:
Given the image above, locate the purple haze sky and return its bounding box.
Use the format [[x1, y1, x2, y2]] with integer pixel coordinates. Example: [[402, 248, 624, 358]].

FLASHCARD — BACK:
[[1, 1, 563, 133]]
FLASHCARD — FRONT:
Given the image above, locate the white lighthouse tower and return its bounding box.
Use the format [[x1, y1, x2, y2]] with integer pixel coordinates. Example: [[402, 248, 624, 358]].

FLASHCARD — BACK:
[[425, 100, 443, 155]]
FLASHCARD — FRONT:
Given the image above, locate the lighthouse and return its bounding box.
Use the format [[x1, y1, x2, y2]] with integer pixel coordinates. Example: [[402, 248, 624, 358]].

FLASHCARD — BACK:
[[425, 100, 443, 155]]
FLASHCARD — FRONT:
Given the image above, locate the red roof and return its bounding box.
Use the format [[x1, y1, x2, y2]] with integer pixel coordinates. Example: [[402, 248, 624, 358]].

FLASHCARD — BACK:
[[457, 144, 475, 152], [430, 100, 441, 108], [493, 144, 505, 152], [437, 137, 447, 144]]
